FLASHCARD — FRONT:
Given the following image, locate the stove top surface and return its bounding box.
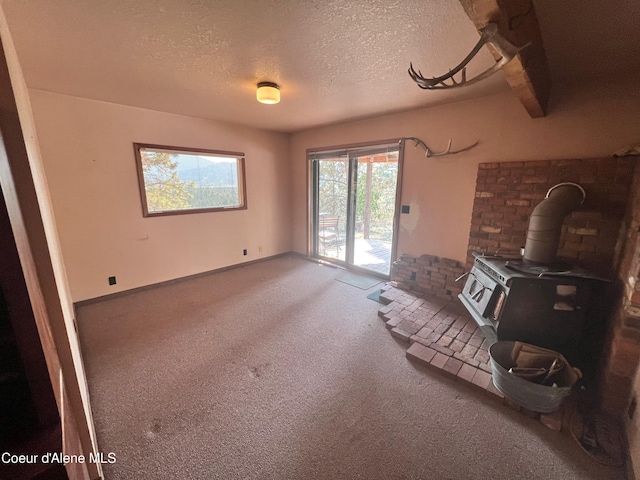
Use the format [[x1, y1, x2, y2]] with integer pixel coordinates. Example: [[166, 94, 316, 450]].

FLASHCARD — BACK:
[[472, 253, 609, 282], [505, 259, 574, 276]]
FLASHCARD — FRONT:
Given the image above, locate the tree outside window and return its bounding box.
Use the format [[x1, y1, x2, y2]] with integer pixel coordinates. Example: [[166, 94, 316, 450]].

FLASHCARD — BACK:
[[134, 143, 247, 217]]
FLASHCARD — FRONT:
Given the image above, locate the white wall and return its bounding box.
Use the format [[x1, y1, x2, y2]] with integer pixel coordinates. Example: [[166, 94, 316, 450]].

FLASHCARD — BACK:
[[30, 90, 292, 302], [30, 77, 640, 302], [290, 79, 640, 263]]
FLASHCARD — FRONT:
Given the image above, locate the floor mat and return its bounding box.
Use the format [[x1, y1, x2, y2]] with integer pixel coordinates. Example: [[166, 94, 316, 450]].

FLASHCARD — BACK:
[[366, 288, 385, 303], [336, 271, 382, 290]]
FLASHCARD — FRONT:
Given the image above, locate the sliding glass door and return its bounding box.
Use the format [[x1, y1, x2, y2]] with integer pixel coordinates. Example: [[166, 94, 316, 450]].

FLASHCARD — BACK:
[[315, 154, 349, 262], [310, 141, 402, 277]]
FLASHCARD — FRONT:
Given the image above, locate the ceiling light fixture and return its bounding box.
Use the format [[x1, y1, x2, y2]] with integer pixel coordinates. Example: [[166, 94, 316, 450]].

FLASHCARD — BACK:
[[256, 82, 280, 104]]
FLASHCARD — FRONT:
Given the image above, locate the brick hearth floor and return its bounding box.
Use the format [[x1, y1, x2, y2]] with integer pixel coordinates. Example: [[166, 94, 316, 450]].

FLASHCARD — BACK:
[[377, 283, 568, 431]]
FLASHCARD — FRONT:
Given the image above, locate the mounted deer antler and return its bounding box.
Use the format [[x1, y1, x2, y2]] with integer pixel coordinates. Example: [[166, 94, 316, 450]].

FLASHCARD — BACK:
[[408, 23, 530, 90], [406, 137, 479, 157]]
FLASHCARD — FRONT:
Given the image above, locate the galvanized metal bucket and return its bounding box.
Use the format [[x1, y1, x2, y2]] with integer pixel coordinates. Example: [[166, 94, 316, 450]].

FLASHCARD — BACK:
[[489, 341, 578, 413]]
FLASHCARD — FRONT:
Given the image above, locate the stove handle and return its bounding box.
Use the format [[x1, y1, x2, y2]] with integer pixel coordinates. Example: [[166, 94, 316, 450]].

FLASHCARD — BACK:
[[464, 272, 489, 301], [455, 271, 469, 282], [460, 271, 491, 303], [471, 286, 486, 301]]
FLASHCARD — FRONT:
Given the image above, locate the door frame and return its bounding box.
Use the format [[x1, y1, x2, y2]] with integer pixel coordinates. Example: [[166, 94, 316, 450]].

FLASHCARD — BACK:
[[307, 138, 405, 279], [0, 9, 101, 480]]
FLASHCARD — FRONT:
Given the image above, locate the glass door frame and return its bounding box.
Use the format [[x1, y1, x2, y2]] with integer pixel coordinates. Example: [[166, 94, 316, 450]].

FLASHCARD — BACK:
[[308, 138, 405, 279]]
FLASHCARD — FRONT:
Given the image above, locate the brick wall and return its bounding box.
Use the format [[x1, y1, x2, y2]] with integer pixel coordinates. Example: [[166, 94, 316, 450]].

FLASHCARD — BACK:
[[599, 159, 640, 415], [391, 156, 640, 417], [391, 254, 465, 300], [467, 157, 635, 276], [466, 155, 639, 416]]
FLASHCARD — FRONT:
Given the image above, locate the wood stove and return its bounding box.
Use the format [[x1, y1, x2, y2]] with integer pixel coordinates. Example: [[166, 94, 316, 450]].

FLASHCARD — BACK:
[[458, 182, 613, 378], [459, 254, 607, 376]]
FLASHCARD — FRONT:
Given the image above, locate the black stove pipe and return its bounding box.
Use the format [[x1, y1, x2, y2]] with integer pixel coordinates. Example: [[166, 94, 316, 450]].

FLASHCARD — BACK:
[[523, 182, 586, 264]]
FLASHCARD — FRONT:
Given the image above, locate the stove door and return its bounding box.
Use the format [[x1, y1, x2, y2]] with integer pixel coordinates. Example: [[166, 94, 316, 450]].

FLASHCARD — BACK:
[[460, 267, 502, 320]]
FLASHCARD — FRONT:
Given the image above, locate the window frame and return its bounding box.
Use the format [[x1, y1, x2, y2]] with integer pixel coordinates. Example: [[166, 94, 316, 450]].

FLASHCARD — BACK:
[[133, 142, 247, 217]]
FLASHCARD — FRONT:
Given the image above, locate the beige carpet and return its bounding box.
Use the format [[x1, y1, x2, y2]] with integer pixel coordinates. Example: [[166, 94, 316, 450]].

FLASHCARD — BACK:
[[76, 255, 627, 480]]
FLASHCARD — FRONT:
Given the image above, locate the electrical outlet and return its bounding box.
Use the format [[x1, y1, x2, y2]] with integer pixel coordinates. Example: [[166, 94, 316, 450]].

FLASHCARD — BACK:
[[243, 249, 247, 256], [108, 276, 116, 285]]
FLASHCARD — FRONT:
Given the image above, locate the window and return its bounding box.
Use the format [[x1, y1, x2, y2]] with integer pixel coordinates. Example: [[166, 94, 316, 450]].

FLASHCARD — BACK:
[[134, 143, 247, 217]]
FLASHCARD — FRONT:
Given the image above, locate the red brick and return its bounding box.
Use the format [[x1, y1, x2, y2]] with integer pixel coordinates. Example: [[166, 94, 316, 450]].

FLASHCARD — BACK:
[[479, 163, 499, 169], [442, 357, 464, 379], [406, 342, 437, 368], [471, 369, 492, 391], [519, 192, 545, 200], [461, 344, 479, 358], [496, 191, 520, 200], [430, 352, 449, 370], [527, 160, 551, 167], [457, 363, 477, 383], [456, 331, 472, 342], [436, 335, 454, 348], [463, 322, 478, 335], [563, 242, 595, 253], [385, 316, 403, 329], [415, 326, 433, 339], [409, 335, 430, 347], [494, 208, 517, 215], [434, 324, 450, 335], [430, 343, 454, 357], [506, 199, 531, 207], [475, 350, 490, 365], [451, 316, 468, 329], [449, 340, 466, 353], [567, 227, 599, 236], [478, 362, 492, 373], [454, 352, 480, 367], [390, 327, 411, 343], [522, 176, 549, 184]]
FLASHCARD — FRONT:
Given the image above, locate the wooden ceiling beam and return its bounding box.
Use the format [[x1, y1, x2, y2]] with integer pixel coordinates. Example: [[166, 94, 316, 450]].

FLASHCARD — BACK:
[[459, 0, 551, 118]]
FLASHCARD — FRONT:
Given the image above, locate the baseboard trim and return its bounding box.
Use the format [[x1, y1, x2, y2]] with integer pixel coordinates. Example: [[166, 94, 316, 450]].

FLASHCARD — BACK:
[[74, 251, 303, 308]]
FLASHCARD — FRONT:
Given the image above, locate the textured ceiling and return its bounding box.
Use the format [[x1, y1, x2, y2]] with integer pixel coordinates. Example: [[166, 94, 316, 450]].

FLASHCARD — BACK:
[[1, 0, 639, 133]]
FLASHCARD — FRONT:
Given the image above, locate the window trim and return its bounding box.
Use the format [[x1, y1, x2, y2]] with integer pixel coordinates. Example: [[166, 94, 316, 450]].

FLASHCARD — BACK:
[[133, 142, 247, 217]]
